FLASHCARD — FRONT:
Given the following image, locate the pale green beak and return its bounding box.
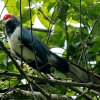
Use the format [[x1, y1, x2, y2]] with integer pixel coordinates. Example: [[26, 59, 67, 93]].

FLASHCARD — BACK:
[[0, 19, 3, 24]]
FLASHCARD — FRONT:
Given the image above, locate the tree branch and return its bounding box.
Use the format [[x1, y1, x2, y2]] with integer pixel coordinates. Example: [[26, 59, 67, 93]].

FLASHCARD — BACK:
[[0, 40, 50, 99], [0, 70, 95, 99], [38, 8, 55, 24], [26, 27, 52, 32], [0, 70, 100, 92], [0, 88, 70, 100]]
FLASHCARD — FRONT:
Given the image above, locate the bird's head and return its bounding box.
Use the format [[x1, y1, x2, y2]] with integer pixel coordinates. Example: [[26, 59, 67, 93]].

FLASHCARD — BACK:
[[1, 14, 20, 25], [0, 14, 20, 36], [1, 14, 13, 24]]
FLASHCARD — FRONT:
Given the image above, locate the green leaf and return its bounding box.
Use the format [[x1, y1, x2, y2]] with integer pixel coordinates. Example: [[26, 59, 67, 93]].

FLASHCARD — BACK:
[[94, 62, 100, 74], [96, 55, 100, 62], [7, 62, 18, 72], [33, 0, 44, 2], [16, 0, 29, 11], [33, 31, 47, 43], [66, 88, 76, 96], [68, 17, 79, 24], [4, 0, 19, 16], [21, 9, 37, 25], [90, 36, 100, 52], [43, 0, 57, 11], [37, 7, 52, 28], [58, 2, 69, 21], [0, 51, 7, 64], [0, 80, 5, 89], [92, 17, 100, 36], [10, 78, 20, 86], [49, 20, 66, 47]]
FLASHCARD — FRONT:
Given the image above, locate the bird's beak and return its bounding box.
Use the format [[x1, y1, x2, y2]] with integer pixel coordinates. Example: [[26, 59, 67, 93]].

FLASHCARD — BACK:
[[0, 19, 2, 24], [0, 19, 6, 25]]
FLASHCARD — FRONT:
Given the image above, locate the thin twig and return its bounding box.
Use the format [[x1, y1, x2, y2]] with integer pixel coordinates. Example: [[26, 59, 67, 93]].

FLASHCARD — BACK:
[[28, 0, 40, 72], [85, 15, 100, 43], [78, 0, 83, 65], [26, 27, 52, 32], [38, 8, 55, 24], [31, 0, 55, 24], [70, 87, 92, 100], [0, 0, 8, 18], [46, 0, 60, 45], [19, 0, 23, 67], [75, 89, 90, 100], [90, 90, 100, 96]]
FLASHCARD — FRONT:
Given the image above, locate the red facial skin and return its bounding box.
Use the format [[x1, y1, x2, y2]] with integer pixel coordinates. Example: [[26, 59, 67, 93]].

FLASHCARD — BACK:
[[3, 14, 12, 21]]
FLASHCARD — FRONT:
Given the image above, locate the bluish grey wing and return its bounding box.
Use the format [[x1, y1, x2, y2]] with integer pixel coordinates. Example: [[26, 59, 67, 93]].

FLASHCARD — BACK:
[[20, 27, 50, 63]]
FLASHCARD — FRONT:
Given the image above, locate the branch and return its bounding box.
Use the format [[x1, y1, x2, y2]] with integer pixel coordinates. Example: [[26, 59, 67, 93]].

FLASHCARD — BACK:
[[26, 27, 52, 32], [0, 0, 8, 18], [38, 8, 55, 24], [90, 15, 100, 35], [85, 15, 100, 43], [70, 87, 92, 100], [0, 88, 70, 100], [90, 90, 100, 96], [0, 41, 50, 98], [30, 0, 55, 24], [0, 70, 95, 99], [0, 70, 100, 92]]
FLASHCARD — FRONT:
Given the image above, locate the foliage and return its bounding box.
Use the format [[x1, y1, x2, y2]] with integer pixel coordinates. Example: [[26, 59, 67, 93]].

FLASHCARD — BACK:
[[0, 0, 100, 99]]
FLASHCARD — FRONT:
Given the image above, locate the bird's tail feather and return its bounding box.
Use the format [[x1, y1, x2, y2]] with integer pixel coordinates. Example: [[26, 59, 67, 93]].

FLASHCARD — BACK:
[[52, 53, 100, 84], [66, 63, 100, 84]]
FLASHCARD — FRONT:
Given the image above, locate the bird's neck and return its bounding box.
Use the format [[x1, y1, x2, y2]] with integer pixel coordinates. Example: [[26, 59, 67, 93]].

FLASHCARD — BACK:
[[5, 18, 20, 37]]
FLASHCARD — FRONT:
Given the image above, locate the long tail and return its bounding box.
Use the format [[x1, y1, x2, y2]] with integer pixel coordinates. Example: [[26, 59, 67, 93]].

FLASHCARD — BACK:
[[51, 53, 100, 84]]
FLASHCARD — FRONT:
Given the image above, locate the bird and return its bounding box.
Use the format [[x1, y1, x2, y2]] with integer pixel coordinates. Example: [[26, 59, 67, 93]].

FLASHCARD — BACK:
[[1, 14, 69, 74], [1, 14, 100, 83]]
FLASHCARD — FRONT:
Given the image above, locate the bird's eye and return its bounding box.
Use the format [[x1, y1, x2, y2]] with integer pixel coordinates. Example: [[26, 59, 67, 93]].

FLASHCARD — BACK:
[[3, 14, 12, 20]]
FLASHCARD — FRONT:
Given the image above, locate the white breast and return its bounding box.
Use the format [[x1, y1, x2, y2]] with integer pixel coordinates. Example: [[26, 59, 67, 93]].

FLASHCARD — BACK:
[[8, 26, 41, 62]]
